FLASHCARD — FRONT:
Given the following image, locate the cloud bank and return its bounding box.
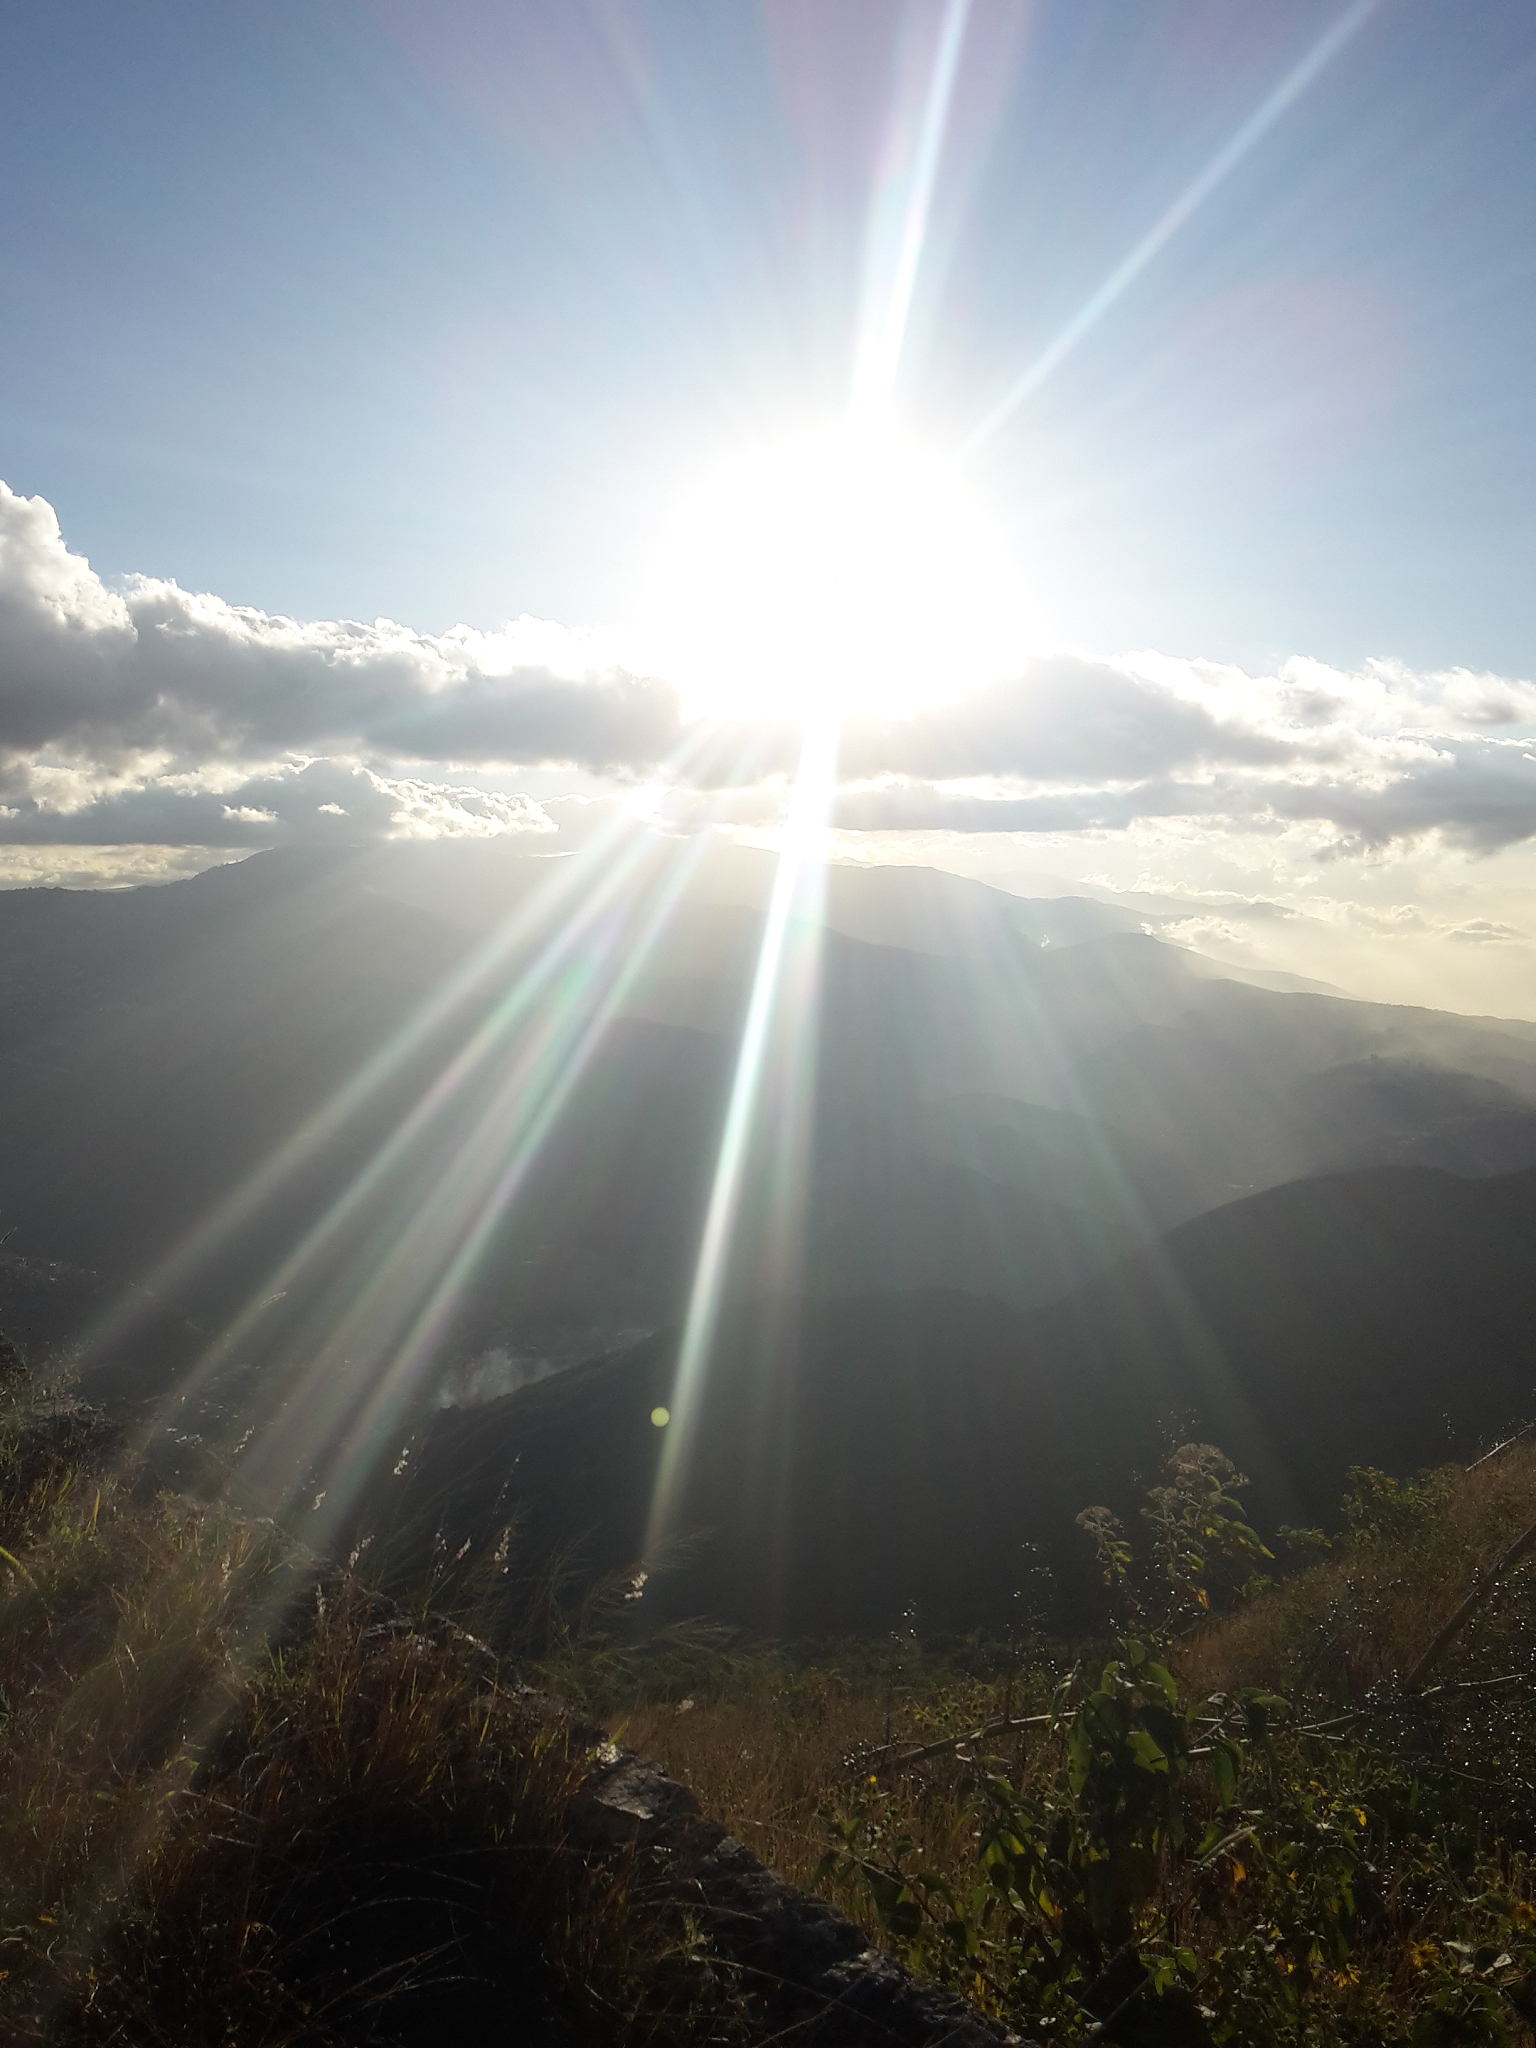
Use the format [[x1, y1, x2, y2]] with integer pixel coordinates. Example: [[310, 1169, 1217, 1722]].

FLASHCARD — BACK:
[[3, 480, 1535, 864]]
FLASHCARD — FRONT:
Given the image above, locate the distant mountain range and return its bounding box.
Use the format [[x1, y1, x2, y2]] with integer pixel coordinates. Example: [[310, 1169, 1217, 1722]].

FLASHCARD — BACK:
[[1, 837, 1534, 1623]]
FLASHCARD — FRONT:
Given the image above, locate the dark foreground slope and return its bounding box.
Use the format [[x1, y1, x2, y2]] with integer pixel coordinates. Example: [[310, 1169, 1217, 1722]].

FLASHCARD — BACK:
[[370, 1162, 1536, 1636], [0, 1362, 1010, 2048]]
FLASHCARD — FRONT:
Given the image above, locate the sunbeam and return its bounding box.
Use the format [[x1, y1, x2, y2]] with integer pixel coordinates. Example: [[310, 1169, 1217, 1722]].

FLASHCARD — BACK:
[[133, 815, 721, 1487], [115, 718, 796, 1521], [960, 0, 1383, 456], [76, 817, 628, 1371], [642, 0, 987, 1559], [87, 732, 740, 1442], [851, 0, 972, 423], [647, 715, 839, 1554], [242, 830, 716, 1537]]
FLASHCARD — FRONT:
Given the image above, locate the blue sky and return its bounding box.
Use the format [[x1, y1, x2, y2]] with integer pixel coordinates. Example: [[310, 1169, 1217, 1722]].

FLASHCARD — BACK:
[[3, 2, 1536, 1016], [3, 0, 1534, 671]]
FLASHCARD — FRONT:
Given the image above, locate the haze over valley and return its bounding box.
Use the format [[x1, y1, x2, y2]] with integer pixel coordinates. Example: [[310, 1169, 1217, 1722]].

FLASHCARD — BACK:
[[2, 835, 1535, 1635]]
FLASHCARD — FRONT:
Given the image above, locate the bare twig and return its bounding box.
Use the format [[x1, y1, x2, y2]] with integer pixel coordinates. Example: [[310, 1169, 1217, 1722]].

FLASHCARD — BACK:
[[1403, 1516, 1536, 1692], [1465, 1421, 1536, 1473], [1418, 1671, 1531, 1699], [862, 1711, 1052, 1778], [1195, 1825, 1259, 1870], [1292, 1672, 1536, 1739]]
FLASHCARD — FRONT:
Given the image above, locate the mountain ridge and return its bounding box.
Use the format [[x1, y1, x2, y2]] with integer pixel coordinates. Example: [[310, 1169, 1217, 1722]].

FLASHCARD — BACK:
[[363, 1157, 1536, 1637], [2, 842, 1534, 1517]]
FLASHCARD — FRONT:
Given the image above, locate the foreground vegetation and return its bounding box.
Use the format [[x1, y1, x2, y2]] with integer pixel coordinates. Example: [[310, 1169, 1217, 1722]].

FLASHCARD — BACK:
[[0, 1350, 749, 2045], [9, 1328, 1536, 2048], [600, 1439, 1536, 2045]]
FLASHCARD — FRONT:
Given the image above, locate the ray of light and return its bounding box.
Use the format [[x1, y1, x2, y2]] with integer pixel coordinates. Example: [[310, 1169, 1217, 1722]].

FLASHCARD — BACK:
[[960, 0, 1383, 457], [852, 0, 972, 422], [127, 850, 652, 1442], [641, 0, 982, 1549], [76, 825, 626, 1367], [145, 725, 782, 1466], [132, 735, 786, 1486], [647, 714, 839, 1552], [83, 732, 736, 1400], [132, 779, 762, 1477], [250, 825, 718, 1530]]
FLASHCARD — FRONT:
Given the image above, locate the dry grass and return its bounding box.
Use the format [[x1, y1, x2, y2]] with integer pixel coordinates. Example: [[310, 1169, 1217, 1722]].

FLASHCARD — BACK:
[[616, 1653, 1054, 1924], [588, 1440, 1536, 2044], [1180, 1438, 1536, 1702], [622, 1669, 887, 1894], [15, 1349, 1536, 2046], [0, 1407, 750, 2045], [621, 1443, 1536, 1920]]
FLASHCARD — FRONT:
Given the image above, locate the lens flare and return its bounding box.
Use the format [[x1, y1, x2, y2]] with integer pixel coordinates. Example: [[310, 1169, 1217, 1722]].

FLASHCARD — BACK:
[[961, 0, 1382, 455], [647, 713, 837, 1552]]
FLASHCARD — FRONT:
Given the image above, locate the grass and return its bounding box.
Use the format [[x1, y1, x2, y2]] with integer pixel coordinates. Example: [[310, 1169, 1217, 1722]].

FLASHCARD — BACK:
[[560, 1440, 1536, 2046], [613, 1643, 1049, 1907], [0, 1379, 751, 2045], [14, 1325, 1536, 2046], [1181, 1438, 1536, 1702]]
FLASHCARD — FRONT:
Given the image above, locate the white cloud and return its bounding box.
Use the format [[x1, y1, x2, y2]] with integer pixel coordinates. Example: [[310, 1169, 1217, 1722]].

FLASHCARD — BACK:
[[0, 843, 248, 891], [3, 477, 1536, 883], [0, 482, 683, 770]]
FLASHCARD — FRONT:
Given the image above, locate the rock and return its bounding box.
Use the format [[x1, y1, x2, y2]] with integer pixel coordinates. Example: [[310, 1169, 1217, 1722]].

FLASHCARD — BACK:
[[677, 1822, 1030, 2046], [561, 1738, 1035, 2046], [567, 1747, 700, 1845]]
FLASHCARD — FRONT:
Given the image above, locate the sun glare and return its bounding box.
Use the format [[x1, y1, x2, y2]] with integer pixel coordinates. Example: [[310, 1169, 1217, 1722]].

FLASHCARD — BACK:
[[642, 422, 1019, 723]]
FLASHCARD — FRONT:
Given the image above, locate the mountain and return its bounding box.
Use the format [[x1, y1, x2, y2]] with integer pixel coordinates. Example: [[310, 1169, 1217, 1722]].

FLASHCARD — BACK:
[[365, 1161, 1536, 1638], [1, 836, 1534, 1431]]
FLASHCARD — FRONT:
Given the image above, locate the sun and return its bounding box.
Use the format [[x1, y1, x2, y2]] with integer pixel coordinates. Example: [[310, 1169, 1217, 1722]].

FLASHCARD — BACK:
[[639, 421, 1020, 723]]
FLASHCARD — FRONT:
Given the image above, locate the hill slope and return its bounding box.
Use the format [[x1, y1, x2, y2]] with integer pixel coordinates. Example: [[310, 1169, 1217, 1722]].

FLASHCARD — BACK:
[[369, 1162, 1536, 1635], [3, 839, 1535, 1415]]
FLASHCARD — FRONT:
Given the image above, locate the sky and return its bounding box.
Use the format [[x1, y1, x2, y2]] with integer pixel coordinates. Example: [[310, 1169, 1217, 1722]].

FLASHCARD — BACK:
[[2, 0, 1536, 1015]]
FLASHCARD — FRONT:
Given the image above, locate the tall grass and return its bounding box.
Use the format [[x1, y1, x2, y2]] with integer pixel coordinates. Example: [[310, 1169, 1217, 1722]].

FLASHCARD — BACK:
[[1182, 1438, 1536, 1703], [0, 1387, 748, 2044], [15, 1329, 1536, 2045], [597, 1442, 1536, 2045]]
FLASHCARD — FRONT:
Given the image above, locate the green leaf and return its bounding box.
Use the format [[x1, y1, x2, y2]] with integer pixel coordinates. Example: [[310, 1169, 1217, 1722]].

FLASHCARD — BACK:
[[1140, 1660, 1178, 1704]]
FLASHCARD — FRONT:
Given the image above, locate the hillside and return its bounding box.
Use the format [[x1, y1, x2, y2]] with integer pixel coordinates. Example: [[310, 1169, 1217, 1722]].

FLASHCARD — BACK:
[[2, 838, 1535, 1434], [17, 1326, 1536, 2047], [0, 1353, 1006, 2048], [367, 1160, 1536, 1636]]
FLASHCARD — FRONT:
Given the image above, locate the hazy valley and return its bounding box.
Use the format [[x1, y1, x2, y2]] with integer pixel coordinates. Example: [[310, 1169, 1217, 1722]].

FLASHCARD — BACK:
[[2, 838, 1535, 1638]]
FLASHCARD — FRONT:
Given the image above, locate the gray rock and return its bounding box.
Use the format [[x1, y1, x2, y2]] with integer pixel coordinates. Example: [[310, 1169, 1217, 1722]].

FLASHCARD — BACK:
[[567, 1748, 700, 1844], [564, 1739, 1035, 2046]]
